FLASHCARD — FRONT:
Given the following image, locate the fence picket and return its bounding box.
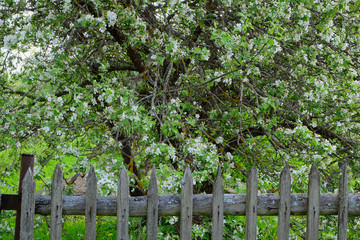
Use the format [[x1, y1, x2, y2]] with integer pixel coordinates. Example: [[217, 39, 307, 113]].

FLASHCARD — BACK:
[[277, 162, 291, 240], [4, 159, 360, 239], [147, 166, 159, 239], [20, 169, 35, 240], [50, 164, 63, 240], [212, 165, 224, 240], [306, 163, 320, 240], [180, 165, 193, 240], [85, 166, 97, 240], [338, 163, 348, 240], [117, 165, 129, 240], [245, 165, 258, 240]]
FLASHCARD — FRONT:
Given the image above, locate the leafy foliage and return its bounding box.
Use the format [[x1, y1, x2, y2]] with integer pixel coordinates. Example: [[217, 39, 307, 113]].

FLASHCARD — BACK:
[[1, 0, 360, 237]]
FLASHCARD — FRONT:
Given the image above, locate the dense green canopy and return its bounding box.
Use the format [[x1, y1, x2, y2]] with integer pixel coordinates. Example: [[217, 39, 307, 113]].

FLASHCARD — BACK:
[[1, 0, 360, 237]]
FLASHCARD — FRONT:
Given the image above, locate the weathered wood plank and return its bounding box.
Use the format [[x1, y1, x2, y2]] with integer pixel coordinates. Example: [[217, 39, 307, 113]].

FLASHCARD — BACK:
[[180, 165, 193, 240], [245, 165, 258, 240], [212, 165, 224, 240], [277, 162, 291, 240], [16, 153, 35, 240], [338, 163, 348, 240], [20, 169, 35, 240], [147, 166, 159, 240], [34, 192, 360, 217], [85, 166, 97, 240], [50, 164, 63, 240], [306, 163, 320, 240], [117, 165, 129, 240]]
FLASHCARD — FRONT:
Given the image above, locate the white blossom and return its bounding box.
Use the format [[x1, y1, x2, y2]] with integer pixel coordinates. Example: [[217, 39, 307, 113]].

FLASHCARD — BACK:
[[42, 126, 50, 133], [107, 11, 117, 27]]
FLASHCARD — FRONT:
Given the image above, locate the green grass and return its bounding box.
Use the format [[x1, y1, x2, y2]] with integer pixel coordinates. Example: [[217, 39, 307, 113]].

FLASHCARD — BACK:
[[0, 214, 119, 239], [0, 213, 178, 239], [3, 139, 360, 239], [0, 138, 148, 239]]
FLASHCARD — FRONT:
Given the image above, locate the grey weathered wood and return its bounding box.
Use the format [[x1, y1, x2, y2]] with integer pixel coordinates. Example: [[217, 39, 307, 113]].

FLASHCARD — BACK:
[[338, 163, 348, 240], [50, 164, 63, 240], [146, 166, 159, 240], [4, 162, 360, 240], [34, 192, 360, 217], [20, 169, 35, 240], [16, 153, 35, 240], [212, 165, 224, 240], [117, 165, 129, 240], [245, 165, 258, 240], [277, 162, 291, 240], [306, 163, 320, 240], [180, 165, 193, 240], [85, 166, 97, 240]]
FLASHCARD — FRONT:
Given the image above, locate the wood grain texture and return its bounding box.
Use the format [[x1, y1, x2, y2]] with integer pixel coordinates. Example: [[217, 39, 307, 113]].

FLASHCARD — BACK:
[[245, 166, 258, 240], [34, 193, 360, 216], [8, 164, 360, 239], [212, 165, 224, 240], [117, 165, 129, 240], [306, 163, 320, 240], [20, 169, 35, 240], [180, 165, 193, 240], [50, 164, 63, 240], [338, 163, 348, 240], [85, 166, 97, 240], [277, 162, 291, 240], [146, 167, 158, 240]]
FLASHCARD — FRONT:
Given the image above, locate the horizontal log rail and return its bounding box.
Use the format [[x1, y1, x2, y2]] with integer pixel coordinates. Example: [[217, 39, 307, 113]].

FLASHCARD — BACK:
[[1, 155, 357, 239], [22, 193, 360, 217]]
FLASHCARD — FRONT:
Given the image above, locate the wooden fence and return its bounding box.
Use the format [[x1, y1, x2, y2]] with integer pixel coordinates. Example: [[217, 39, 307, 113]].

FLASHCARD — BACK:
[[1, 162, 360, 240]]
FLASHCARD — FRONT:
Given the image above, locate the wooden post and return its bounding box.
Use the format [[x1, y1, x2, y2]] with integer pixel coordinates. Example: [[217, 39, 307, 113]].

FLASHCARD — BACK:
[[306, 163, 320, 240], [20, 169, 35, 240], [146, 166, 159, 240], [180, 165, 193, 240], [338, 163, 348, 240], [15, 153, 35, 240], [50, 164, 63, 240], [212, 165, 224, 240], [85, 166, 97, 240], [117, 165, 129, 240], [245, 166, 258, 240], [277, 162, 291, 240]]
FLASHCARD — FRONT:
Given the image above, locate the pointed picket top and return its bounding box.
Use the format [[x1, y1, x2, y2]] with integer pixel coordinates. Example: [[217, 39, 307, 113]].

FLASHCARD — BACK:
[[182, 165, 192, 185], [22, 168, 35, 185], [117, 165, 129, 240], [338, 162, 349, 240], [51, 163, 63, 240], [278, 162, 291, 240], [147, 166, 159, 240], [310, 162, 319, 175], [85, 165, 97, 240], [180, 165, 193, 240], [245, 165, 258, 240], [20, 169, 35, 240], [306, 162, 320, 240], [149, 166, 158, 189], [86, 165, 97, 191], [148, 166, 158, 196], [212, 164, 224, 240]]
